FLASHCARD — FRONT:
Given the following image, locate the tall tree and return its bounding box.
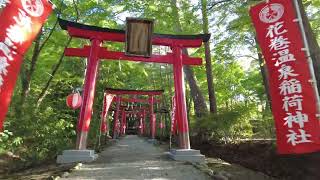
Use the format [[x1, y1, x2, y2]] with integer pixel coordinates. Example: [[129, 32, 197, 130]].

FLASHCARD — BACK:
[[255, 39, 272, 110], [298, 0, 320, 95], [170, 0, 208, 117], [201, 0, 218, 113]]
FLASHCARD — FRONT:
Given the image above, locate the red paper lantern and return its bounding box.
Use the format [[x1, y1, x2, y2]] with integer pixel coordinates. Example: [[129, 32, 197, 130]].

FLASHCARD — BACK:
[[66, 93, 82, 109]]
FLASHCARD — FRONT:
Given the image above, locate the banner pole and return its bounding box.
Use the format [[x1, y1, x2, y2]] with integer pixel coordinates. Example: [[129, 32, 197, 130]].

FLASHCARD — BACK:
[[293, 0, 320, 118]]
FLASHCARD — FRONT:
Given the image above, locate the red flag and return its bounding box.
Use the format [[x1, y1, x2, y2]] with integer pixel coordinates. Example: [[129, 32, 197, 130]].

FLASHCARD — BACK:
[[250, 0, 320, 154], [100, 93, 115, 133], [0, 0, 54, 130]]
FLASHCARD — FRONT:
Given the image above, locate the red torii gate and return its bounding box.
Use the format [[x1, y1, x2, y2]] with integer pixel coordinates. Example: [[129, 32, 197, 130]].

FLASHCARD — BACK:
[[105, 88, 163, 140], [57, 18, 208, 163], [112, 108, 147, 136], [125, 110, 146, 135], [99, 93, 155, 141]]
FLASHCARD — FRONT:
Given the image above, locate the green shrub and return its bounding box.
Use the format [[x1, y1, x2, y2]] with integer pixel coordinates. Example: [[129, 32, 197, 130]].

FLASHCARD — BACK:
[[191, 104, 254, 143]]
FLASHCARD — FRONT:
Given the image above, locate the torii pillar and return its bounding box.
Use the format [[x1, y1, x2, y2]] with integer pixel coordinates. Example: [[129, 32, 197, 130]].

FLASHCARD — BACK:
[[57, 39, 101, 163], [167, 46, 205, 163], [76, 39, 101, 150], [149, 95, 156, 140], [143, 109, 147, 136], [172, 46, 190, 149], [113, 95, 121, 139], [121, 110, 126, 136], [139, 112, 144, 135]]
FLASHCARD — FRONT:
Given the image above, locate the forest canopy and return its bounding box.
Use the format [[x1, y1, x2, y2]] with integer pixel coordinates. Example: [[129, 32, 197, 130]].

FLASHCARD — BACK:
[[0, 0, 319, 163]]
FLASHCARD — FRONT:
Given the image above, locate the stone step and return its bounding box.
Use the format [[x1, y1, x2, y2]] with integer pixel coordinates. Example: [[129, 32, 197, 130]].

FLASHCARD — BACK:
[[57, 150, 98, 164], [169, 154, 205, 163], [168, 149, 205, 163], [170, 149, 201, 156], [62, 150, 95, 156]]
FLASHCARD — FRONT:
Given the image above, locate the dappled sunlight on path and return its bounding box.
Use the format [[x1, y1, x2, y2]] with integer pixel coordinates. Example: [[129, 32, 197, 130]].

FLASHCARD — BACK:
[[60, 135, 210, 180]]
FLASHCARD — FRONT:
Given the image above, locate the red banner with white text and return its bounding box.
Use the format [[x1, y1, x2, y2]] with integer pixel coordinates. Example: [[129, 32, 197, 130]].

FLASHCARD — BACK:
[[0, 0, 53, 130], [171, 96, 177, 135], [250, 0, 320, 154]]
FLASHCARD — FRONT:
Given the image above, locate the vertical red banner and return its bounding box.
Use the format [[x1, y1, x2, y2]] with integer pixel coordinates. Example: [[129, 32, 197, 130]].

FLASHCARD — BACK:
[[120, 110, 126, 135], [0, 0, 53, 130], [171, 96, 177, 135], [250, 0, 320, 154], [100, 93, 115, 133]]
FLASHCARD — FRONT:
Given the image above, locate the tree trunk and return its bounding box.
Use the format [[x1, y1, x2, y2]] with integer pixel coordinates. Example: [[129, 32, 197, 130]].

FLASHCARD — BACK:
[[18, 18, 60, 113], [183, 64, 208, 116], [298, 0, 320, 95], [201, 0, 218, 114], [255, 38, 272, 110], [36, 2, 79, 107], [36, 37, 72, 107], [170, 0, 208, 117], [257, 52, 272, 110], [19, 33, 41, 107]]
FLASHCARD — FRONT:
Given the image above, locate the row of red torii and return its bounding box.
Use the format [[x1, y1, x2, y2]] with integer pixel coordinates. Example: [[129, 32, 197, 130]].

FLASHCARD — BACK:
[[100, 88, 164, 140], [57, 18, 208, 163]]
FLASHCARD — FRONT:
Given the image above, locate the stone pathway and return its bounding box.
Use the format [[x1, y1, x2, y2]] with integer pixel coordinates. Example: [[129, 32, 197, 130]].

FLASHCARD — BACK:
[[60, 135, 211, 180]]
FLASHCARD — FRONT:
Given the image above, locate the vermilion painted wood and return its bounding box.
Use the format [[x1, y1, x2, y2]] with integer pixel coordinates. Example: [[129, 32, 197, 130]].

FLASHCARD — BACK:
[[149, 95, 156, 139], [123, 111, 127, 135], [172, 46, 190, 149], [113, 96, 121, 139], [111, 106, 150, 111], [124, 111, 145, 115], [139, 116, 143, 135], [66, 26, 204, 47], [106, 89, 164, 96], [119, 97, 161, 103], [65, 47, 202, 65], [76, 39, 101, 150], [63, 20, 206, 150], [120, 110, 126, 136], [143, 110, 146, 136]]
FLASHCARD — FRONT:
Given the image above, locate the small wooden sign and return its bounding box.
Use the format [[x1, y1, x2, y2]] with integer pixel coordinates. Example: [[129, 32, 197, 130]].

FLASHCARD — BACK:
[[125, 18, 154, 57]]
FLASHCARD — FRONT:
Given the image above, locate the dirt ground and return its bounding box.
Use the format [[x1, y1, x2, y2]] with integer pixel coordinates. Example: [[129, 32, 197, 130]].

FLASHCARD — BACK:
[[3, 137, 319, 179], [192, 139, 320, 180], [0, 157, 75, 180], [59, 135, 211, 180]]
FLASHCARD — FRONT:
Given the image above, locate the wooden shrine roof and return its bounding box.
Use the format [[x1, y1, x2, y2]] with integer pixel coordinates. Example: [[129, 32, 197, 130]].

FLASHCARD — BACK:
[[58, 18, 210, 43]]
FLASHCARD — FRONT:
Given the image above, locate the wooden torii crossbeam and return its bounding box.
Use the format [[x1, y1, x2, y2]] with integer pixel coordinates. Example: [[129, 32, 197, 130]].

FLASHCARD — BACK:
[[111, 106, 150, 111], [106, 88, 164, 95], [105, 88, 163, 139], [119, 97, 161, 104], [58, 18, 209, 151]]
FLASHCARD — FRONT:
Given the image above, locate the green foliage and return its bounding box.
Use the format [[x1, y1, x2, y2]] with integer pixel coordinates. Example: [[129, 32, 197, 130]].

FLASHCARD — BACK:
[[251, 109, 275, 139], [1, 0, 319, 165], [2, 76, 79, 161], [191, 104, 254, 143]]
